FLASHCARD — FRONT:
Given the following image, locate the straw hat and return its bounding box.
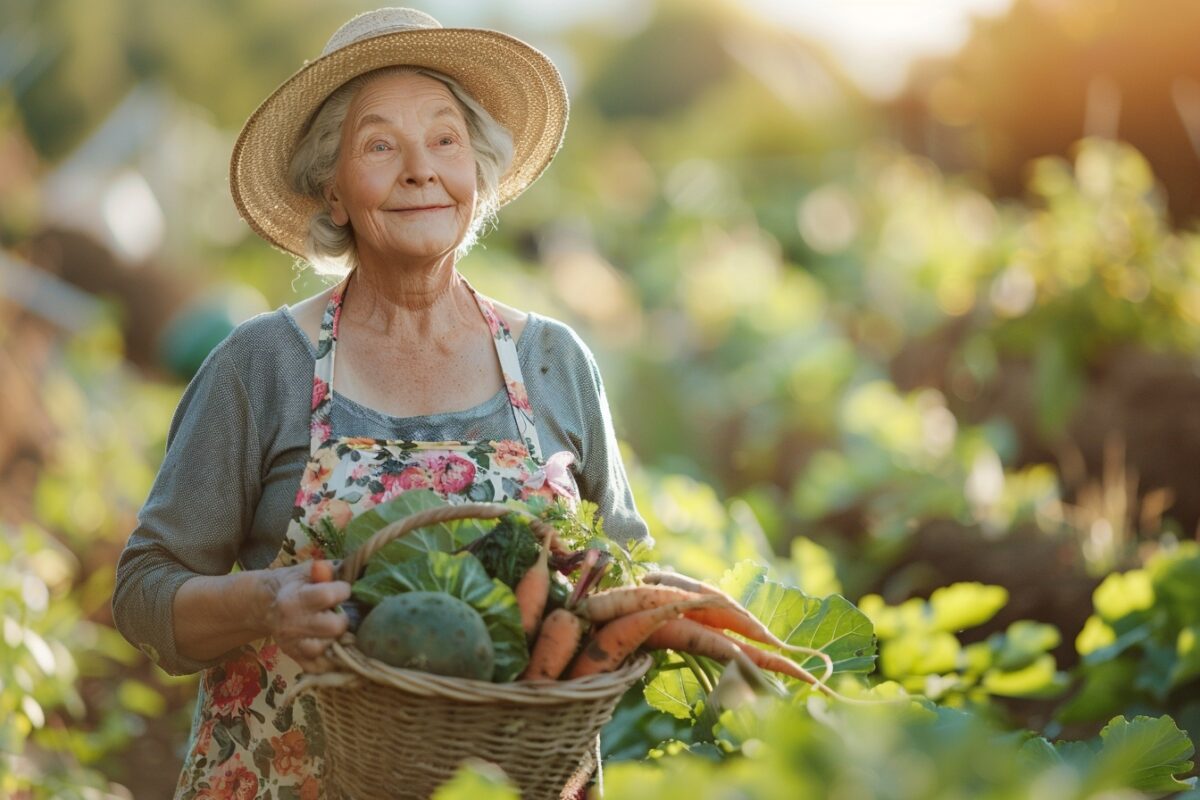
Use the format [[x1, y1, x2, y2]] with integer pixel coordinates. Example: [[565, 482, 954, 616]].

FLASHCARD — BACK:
[[230, 7, 568, 259]]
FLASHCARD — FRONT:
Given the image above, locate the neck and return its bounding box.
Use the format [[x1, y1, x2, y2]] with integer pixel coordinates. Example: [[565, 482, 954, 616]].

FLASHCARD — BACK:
[[352, 254, 461, 310], [341, 256, 474, 337]]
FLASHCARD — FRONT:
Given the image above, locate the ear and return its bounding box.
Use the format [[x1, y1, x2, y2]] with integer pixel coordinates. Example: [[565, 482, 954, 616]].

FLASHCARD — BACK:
[[324, 182, 349, 227]]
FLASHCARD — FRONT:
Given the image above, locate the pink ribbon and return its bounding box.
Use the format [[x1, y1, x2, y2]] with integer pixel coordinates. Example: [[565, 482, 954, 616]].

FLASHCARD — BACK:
[[526, 450, 579, 506]]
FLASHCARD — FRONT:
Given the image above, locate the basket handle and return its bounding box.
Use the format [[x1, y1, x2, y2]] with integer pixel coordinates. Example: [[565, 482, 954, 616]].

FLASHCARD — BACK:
[[336, 502, 559, 583]]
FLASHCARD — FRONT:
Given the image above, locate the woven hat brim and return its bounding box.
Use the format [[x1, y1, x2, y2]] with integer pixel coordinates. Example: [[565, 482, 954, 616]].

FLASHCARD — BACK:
[[230, 27, 568, 259]]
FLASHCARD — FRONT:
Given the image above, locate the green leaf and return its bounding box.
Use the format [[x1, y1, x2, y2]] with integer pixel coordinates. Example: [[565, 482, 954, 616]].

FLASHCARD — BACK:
[[1151, 545, 1200, 628], [431, 760, 521, 800], [353, 552, 528, 682], [1171, 626, 1200, 689], [1086, 715, 1196, 793], [1016, 737, 1063, 773], [880, 632, 960, 678], [645, 656, 704, 720], [1092, 569, 1154, 623], [991, 621, 1061, 671], [1057, 658, 1138, 724], [343, 490, 493, 569], [981, 654, 1068, 699], [719, 561, 876, 676], [928, 583, 1009, 634]]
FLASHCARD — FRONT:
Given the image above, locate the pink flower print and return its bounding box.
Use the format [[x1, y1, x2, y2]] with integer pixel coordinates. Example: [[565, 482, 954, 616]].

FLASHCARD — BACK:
[[190, 718, 216, 759], [493, 439, 530, 469], [525, 450, 580, 508], [350, 463, 370, 482], [208, 653, 262, 719], [300, 449, 338, 493], [396, 464, 434, 491], [310, 417, 333, 445], [307, 497, 353, 530], [195, 755, 259, 800], [506, 378, 532, 413], [312, 376, 329, 410], [258, 643, 279, 671], [431, 454, 477, 495], [370, 472, 409, 506], [483, 305, 502, 337]]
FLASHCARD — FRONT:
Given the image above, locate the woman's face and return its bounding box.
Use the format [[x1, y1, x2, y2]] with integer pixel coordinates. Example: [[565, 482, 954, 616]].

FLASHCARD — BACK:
[[326, 72, 477, 264]]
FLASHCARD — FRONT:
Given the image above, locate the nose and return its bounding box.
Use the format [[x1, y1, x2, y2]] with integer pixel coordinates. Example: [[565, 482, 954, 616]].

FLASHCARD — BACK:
[[398, 147, 437, 187]]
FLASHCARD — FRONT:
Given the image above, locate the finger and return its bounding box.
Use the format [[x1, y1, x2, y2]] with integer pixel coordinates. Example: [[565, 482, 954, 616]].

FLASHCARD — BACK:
[[298, 636, 333, 660], [301, 580, 352, 609], [310, 608, 350, 639]]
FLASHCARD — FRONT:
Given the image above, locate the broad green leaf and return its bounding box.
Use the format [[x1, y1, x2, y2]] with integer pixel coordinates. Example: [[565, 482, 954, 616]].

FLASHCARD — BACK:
[[928, 583, 1008, 633], [880, 632, 960, 678], [991, 621, 1061, 671], [1016, 737, 1062, 773], [352, 552, 527, 681], [981, 655, 1068, 699], [343, 490, 493, 568], [1087, 715, 1196, 794], [719, 561, 876, 675], [1151, 546, 1200, 628], [1171, 626, 1200, 688], [1092, 569, 1154, 623], [645, 656, 704, 720], [1057, 658, 1138, 724], [1075, 615, 1115, 656]]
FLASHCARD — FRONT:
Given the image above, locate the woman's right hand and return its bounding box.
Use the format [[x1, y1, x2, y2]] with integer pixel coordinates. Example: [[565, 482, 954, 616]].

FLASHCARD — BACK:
[[261, 561, 351, 673]]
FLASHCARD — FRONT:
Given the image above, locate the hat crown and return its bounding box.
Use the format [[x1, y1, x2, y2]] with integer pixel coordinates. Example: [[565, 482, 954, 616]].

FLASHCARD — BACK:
[[322, 7, 442, 56]]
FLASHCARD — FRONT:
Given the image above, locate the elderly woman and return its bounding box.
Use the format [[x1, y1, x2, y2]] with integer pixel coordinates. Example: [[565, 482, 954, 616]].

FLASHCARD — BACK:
[[113, 8, 647, 797]]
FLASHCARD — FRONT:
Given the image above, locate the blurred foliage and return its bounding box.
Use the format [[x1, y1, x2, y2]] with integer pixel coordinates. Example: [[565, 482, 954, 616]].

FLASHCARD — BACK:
[[1062, 542, 1200, 744], [4, 0, 1200, 796]]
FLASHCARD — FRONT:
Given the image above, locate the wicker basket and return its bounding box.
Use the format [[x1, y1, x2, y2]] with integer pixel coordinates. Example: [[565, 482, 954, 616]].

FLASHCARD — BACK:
[[288, 503, 652, 800]]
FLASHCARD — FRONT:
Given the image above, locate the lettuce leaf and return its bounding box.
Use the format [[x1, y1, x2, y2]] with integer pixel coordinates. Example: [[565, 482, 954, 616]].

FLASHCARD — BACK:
[[342, 490, 494, 570]]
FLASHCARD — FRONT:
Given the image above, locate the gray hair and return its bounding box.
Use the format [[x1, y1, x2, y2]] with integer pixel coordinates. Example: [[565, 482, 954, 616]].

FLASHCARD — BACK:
[[288, 65, 514, 275]]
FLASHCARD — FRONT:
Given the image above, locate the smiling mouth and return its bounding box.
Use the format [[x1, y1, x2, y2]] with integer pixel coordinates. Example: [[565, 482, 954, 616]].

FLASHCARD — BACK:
[[389, 205, 452, 213]]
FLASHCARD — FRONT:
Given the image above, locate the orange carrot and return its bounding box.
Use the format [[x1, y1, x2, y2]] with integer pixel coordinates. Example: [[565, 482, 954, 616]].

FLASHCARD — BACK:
[[575, 585, 702, 623], [644, 619, 764, 682], [646, 618, 832, 693], [519, 608, 586, 681], [566, 596, 722, 678], [644, 571, 834, 674], [515, 544, 551, 641], [310, 559, 335, 583]]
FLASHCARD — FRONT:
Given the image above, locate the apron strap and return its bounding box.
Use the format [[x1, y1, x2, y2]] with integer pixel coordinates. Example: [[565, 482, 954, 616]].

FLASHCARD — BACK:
[[308, 272, 543, 459]]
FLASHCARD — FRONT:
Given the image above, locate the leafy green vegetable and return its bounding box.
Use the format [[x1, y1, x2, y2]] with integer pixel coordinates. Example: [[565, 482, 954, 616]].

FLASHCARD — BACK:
[[719, 561, 877, 676], [342, 490, 494, 568], [353, 551, 528, 682], [463, 514, 541, 588]]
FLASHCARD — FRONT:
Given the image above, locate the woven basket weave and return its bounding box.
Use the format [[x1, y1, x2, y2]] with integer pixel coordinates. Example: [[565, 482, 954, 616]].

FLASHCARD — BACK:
[[288, 503, 651, 800]]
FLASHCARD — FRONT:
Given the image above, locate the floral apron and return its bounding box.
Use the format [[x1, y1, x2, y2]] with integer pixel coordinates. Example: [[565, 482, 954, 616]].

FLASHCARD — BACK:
[[175, 274, 579, 799]]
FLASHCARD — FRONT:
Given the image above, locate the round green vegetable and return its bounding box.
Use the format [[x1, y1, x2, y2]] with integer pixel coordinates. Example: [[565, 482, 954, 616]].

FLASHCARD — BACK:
[[356, 591, 494, 680]]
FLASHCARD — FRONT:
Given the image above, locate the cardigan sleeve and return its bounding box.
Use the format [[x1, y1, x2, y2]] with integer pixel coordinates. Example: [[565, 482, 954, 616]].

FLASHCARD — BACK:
[[112, 343, 264, 676]]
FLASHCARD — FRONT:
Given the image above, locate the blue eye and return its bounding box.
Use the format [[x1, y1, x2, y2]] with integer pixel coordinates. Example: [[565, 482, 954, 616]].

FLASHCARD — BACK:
[[369, 141, 390, 152]]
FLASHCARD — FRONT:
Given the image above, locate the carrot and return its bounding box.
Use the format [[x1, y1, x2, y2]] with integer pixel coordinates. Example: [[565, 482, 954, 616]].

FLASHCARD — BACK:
[[644, 619, 766, 686], [519, 608, 586, 680], [515, 543, 551, 641], [310, 559, 335, 583], [646, 618, 834, 694], [566, 596, 723, 678], [574, 585, 702, 623], [644, 571, 834, 672]]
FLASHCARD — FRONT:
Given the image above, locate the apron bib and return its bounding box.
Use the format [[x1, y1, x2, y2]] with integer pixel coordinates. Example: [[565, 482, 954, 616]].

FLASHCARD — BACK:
[[175, 275, 579, 799]]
